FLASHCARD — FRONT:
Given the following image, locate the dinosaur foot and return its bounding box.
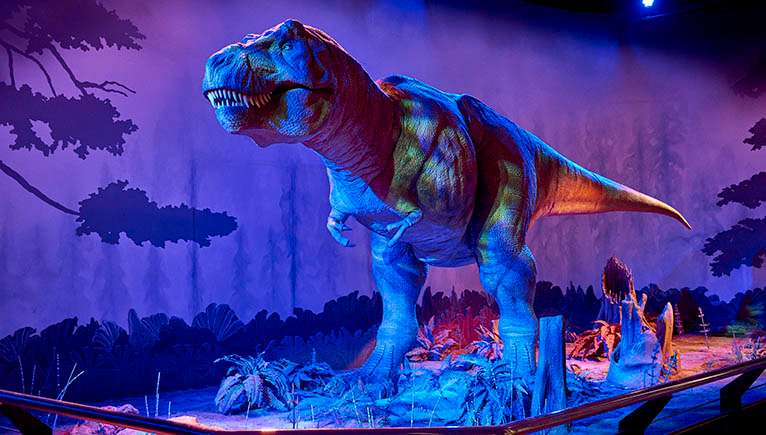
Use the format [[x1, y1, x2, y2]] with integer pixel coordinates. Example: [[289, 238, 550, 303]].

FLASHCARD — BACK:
[[501, 337, 536, 380], [346, 342, 406, 398]]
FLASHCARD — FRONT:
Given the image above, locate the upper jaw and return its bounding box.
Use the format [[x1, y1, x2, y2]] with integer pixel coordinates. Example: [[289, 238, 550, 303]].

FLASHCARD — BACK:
[[203, 88, 274, 110], [201, 80, 332, 111]]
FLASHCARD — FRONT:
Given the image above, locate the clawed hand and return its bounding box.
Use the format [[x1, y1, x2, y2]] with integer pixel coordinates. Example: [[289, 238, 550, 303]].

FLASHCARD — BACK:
[[385, 209, 422, 247], [327, 210, 354, 247]]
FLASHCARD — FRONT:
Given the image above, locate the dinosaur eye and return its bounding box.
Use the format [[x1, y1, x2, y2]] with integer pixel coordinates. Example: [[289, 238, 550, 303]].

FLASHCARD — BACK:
[[282, 42, 293, 51]]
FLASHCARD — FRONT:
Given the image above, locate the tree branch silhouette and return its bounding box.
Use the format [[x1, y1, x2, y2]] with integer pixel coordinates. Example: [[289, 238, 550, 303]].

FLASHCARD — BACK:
[[0, 0, 237, 247], [0, 159, 79, 215], [0, 38, 57, 95]]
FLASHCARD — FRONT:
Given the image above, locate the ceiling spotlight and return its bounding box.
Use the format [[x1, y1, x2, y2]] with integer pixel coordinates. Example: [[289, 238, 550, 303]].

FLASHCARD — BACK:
[[642, 0, 655, 7]]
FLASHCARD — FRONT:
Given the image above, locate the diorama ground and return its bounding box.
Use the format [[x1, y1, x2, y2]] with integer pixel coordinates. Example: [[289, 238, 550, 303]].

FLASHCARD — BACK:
[[57, 334, 766, 434]]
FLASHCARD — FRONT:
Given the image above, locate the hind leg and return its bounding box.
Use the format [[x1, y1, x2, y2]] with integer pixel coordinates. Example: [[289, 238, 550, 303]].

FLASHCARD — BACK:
[[358, 233, 427, 387], [477, 227, 537, 379]]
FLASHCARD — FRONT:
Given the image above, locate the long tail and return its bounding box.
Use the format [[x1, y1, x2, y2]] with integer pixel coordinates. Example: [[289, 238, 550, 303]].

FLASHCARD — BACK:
[[532, 142, 691, 229]]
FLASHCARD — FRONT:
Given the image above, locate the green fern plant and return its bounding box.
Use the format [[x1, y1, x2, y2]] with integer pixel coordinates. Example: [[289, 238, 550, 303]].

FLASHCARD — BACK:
[[214, 353, 292, 414], [469, 319, 503, 361], [273, 358, 335, 393], [455, 356, 528, 425]]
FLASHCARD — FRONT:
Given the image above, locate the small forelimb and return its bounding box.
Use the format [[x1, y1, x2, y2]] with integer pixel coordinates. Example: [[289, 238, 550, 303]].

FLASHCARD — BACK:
[[327, 209, 354, 247], [385, 209, 422, 247]]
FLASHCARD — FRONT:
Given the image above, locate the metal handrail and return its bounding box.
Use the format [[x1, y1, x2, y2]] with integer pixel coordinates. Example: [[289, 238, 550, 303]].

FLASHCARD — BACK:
[[1, 356, 765, 434], [504, 356, 766, 434]]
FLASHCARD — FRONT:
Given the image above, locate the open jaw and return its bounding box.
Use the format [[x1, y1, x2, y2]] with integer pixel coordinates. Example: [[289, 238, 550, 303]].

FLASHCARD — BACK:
[[203, 83, 333, 137], [204, 88, 276, 110]]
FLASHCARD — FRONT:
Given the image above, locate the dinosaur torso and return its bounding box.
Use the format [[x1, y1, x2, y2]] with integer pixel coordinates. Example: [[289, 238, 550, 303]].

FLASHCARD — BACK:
[[326, 75, 479, 266]]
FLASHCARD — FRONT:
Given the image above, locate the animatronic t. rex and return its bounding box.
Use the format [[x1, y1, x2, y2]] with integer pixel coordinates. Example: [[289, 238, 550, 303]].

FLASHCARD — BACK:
[[202, 19, 690, 386]]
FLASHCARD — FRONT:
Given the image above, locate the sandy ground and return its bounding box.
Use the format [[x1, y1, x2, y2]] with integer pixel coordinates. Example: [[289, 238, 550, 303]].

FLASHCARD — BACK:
[[49, 334, 766, 434], [565, 333, 750, 382], [566, 334, 766, 434]]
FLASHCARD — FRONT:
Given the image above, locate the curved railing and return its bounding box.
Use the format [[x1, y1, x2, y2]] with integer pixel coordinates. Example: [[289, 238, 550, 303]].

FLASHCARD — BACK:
[[1, 356, 765, 434]]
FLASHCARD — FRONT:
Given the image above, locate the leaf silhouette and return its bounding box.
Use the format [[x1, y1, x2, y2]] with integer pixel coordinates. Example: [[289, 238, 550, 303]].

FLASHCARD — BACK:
[[744, 118, 766, 151], [0, 83, 137, 158], [716, 172, 766, 209], [19, 0, 145, 53], [703, 217, 766, 276], [76, 181, 238, 247]]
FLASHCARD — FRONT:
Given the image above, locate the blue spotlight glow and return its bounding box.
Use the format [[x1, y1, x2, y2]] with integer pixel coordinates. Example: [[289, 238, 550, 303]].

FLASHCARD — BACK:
[[642, 0, 655, 7]]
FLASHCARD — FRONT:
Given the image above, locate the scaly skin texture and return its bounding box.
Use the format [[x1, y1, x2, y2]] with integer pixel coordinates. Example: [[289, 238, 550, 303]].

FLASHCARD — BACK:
[[203, 19, 691, 391]]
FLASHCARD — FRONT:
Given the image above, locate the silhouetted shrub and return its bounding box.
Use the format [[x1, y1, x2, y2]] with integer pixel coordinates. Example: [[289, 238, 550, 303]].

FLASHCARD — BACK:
[[1, 284, 762, 404]]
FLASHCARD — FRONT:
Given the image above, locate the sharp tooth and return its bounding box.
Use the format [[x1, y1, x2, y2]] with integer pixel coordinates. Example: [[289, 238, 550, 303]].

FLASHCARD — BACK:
[[248, 96, 255, 107]]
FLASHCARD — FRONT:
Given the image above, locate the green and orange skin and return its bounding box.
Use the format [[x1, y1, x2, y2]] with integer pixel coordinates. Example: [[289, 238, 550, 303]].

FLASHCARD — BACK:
[[203, 19, 690, 388]]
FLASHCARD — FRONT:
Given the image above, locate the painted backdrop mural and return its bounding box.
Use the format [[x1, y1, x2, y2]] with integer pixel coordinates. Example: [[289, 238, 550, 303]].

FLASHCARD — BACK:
[[0, 0, 764, 335]]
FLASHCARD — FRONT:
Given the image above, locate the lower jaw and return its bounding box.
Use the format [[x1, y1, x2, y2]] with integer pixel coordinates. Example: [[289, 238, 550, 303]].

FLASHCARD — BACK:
[[215, 106, 252, 132]]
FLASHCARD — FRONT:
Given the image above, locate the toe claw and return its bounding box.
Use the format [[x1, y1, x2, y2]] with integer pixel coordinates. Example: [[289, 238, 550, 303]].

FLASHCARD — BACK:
[[327, 211, 355, 248]]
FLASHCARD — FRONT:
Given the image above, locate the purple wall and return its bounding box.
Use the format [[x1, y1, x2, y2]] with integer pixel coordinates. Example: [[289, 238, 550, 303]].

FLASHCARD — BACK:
[[0, 0, 763, 335]]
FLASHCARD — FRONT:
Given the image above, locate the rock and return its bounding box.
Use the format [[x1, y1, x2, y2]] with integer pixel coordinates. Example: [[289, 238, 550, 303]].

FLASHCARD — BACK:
[[656, 302, 674, 360], [606, 298, 660, 388]]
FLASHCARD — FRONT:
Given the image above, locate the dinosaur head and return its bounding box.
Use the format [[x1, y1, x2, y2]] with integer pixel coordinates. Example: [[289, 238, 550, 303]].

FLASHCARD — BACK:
[[202, 19, 337, 146]]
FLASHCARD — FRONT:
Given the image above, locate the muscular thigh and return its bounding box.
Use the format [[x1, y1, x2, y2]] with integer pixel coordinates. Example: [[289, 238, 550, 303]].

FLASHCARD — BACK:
[[472, 157, 535, 266]]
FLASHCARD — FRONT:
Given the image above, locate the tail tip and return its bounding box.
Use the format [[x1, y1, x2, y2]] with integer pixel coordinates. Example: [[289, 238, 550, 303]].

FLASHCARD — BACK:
[[675, 213, 692, 230]]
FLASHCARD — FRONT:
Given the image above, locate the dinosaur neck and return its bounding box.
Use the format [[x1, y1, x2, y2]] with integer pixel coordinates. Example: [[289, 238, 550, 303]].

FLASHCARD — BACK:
[[305, 60, 398, 196]]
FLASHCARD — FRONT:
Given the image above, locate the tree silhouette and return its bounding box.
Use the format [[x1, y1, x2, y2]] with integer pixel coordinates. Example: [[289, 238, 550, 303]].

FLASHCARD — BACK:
[[261, 228, 286, 309], [92, 243, 129, 322], [703, 118, 766, 276], [0, 215, 9, 291], [54, 218, 90, 318], [0, 0, 236, 247], [143, 246, 170, 313], [279, 161, 301, 312], [230, 225, 254, 318]]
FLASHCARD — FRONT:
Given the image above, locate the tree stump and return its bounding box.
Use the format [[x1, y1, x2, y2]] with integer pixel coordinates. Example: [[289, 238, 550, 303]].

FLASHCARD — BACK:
[[531, 315, 567, 434]]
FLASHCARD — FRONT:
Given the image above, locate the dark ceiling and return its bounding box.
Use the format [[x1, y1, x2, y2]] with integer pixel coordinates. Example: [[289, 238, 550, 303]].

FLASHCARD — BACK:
[[423, 0, 765, 94]]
